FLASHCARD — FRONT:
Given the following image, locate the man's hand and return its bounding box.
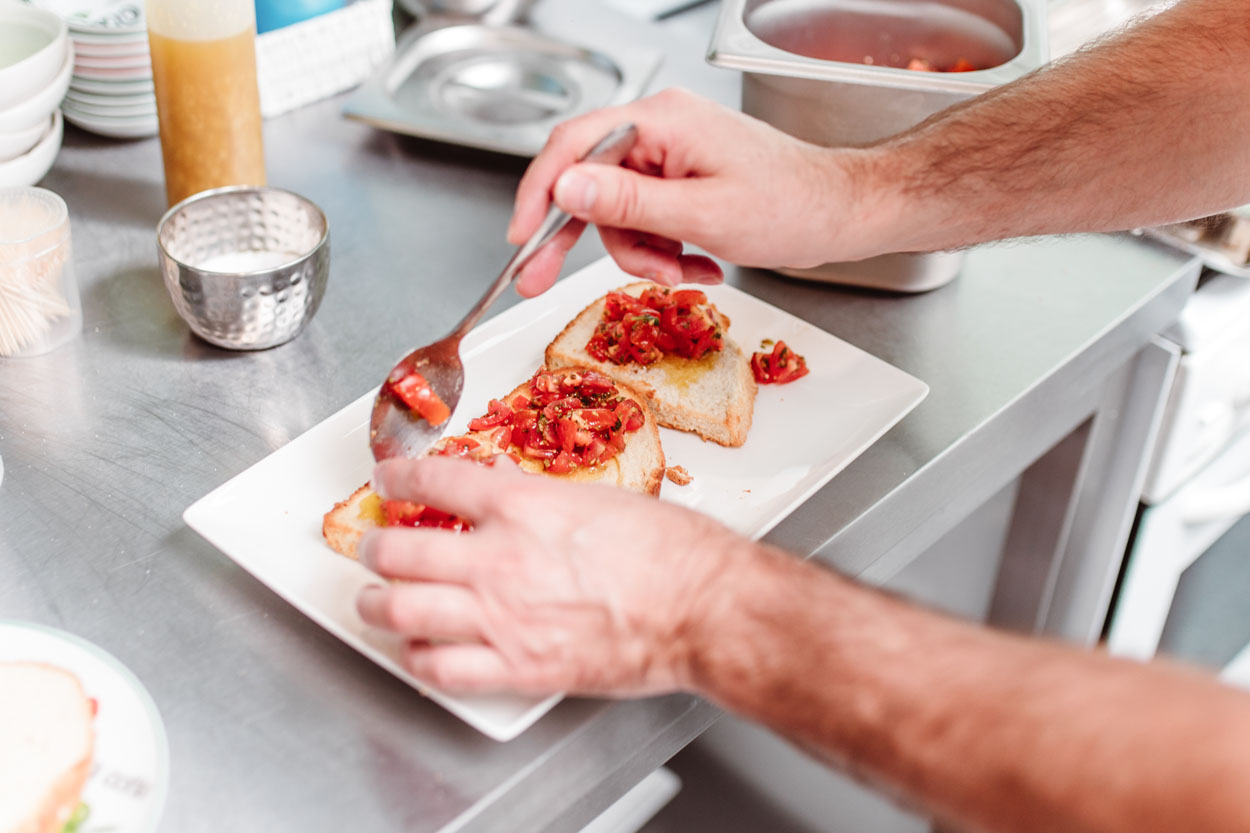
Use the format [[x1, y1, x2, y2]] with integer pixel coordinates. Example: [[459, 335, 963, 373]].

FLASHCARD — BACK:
[[507, 88, 879, 297], [354, 456, 755, 696]]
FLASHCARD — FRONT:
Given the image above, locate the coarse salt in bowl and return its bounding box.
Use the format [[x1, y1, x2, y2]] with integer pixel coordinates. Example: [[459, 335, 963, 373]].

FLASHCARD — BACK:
[[0, 186, 82, 358]]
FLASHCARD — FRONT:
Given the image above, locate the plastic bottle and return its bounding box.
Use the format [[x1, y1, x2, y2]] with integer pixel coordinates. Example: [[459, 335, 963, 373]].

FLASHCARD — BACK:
[[146, 0, 266, 207]]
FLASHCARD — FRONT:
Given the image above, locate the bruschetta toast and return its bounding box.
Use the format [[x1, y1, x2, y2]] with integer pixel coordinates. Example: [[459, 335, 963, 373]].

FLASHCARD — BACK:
[[545, 283, 756, 447]]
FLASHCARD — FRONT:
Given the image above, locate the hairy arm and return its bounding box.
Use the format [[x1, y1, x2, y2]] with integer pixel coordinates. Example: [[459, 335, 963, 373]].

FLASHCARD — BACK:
[[360, 458, 1250, 833], [695, 545, 1250, 833], [508, 0, 1250, 291], [862, 0, 1250, 252]]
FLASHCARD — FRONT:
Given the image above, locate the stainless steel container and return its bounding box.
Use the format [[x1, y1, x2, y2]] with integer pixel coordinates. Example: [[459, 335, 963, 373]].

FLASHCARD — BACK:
[[708, 0, 1048, 291], [156, 186, 330, 350]]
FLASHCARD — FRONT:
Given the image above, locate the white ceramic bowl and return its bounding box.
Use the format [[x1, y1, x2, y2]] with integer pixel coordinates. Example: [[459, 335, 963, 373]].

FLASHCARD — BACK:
[[0, 4, 69, 111], [62, 97, 154, 118], [0, 114, 50, 161], [61, 106, 156, 139], [74, 52, 151, 70], [0, 109, 63, 187], [65, 88, 156, 109], [0, 42, 73, 133]]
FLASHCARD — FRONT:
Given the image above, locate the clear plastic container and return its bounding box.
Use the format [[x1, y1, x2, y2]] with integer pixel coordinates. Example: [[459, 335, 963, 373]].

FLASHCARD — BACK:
[[146, 0, 266, 206], [0, 186, 81, 358]]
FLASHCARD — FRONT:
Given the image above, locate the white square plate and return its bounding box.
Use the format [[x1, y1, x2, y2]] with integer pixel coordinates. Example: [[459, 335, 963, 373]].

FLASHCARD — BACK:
[[184, 257, 928, 741]]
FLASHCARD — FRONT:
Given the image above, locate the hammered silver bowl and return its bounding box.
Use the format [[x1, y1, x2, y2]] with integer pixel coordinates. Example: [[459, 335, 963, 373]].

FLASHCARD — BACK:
[[156, 186, 330, 350]]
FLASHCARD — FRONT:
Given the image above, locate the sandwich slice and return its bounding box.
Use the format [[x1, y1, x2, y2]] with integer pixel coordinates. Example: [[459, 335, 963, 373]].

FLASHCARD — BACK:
[[0, 662, 94, 833], [545, 283, 757, 447], [324, 366, 664, 560]]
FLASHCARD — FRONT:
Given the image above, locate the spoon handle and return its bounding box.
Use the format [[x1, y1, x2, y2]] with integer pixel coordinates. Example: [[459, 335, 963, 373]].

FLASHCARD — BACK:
[[449, 123, 639, 340]]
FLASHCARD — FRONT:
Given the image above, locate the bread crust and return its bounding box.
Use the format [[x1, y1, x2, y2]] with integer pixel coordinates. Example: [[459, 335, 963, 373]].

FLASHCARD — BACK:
[[322, 484, 373, 560]]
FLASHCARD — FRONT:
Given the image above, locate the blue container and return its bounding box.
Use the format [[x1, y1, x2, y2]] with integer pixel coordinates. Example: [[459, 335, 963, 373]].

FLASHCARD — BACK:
[[254, 0, 347, 33]]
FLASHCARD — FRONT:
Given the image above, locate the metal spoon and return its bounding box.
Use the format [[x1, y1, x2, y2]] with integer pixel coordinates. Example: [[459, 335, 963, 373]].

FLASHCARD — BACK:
[[370, 122, 639, 462]]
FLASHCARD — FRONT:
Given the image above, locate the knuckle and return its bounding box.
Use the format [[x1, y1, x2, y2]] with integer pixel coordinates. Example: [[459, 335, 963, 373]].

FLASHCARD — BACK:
[[546, 120, 574, 148]]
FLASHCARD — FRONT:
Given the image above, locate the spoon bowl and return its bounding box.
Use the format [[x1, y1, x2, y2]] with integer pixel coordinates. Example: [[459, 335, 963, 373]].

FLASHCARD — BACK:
[[369, 123, 638, 461]]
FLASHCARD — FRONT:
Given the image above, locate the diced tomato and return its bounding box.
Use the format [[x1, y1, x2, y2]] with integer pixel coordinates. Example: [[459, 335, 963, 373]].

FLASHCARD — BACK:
[[671, 289, 706, 307], [556, 417, 579, 453], [577, 408, 617, 431], [548, 450, 577, 474], [468, 398, 512, 431], [751, 340, 810, 385], [604, 291, 647, 320], [582, 437, 609, 465], [383, 499, 426, 527], [522, 444, 558, 460], [579, 371, 617, 395], [949, 58, 978, 72], [440, 436, 480, 457], [388, 370, 451, 426], [489, 426, 512, 449], [615, 400, 645, 431]]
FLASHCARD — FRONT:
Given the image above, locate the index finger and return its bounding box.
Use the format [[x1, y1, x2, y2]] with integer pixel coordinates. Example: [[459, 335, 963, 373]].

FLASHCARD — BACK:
[[507, 105, 632, 245], [373, 456, 524, 523]]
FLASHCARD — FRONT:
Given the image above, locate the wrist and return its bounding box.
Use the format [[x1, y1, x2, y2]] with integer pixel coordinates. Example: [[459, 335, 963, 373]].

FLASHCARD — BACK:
[[679, 543, 817, 706], [824, 145, 913, 262]]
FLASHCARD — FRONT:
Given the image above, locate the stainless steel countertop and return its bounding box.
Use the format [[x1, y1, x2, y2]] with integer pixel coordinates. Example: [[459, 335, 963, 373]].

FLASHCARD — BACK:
[[0, 3, 1200, 832]]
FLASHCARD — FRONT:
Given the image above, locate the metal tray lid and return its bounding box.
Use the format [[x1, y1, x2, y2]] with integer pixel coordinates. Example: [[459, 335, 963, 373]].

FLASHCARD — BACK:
[[344, 20, 661, 156]]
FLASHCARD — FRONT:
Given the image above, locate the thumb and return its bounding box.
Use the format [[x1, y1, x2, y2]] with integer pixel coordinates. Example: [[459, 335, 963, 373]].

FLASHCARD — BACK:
[[553, 163, 697, 241]]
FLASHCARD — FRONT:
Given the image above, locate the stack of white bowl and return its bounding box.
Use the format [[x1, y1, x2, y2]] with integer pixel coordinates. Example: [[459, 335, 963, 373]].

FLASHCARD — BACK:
[[31, 0, 159, 138], [0, 2, 70, 186]]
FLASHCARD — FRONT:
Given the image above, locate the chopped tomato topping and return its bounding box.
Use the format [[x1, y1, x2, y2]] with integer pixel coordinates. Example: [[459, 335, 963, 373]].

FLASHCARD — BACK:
[[387, 368, 451, 426], [587, 287, 724, 366], [467, 367, 646, 474], [751, 340, 810, 385]]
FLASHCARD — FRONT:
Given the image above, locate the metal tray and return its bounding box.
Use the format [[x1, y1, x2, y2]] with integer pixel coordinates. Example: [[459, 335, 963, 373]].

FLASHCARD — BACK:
[[1139, 226, 1250, 280], [344, 21, 661, 156]]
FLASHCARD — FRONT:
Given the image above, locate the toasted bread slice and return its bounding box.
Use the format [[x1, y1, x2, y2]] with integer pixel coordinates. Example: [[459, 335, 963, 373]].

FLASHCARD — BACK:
[[323, 370, 665, 560], [323, 483, 381, 562], [0, 663, 93, 833], [545, 283, 757, 447]]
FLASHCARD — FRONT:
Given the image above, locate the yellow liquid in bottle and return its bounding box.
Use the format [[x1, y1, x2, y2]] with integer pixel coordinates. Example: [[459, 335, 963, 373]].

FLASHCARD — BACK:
[[149, 28, 265, 206]]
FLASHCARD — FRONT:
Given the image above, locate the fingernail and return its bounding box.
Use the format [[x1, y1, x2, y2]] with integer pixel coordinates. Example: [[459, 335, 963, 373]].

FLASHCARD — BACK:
[[357, 530, 379, 569], [357, 584, 386, 615], [555, 169, 596, 214]]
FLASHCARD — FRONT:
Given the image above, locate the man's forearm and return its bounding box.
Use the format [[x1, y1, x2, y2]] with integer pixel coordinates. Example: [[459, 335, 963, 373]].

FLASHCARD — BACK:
[[849, 0, 1250, 255], [690, 546, 1250, 833]]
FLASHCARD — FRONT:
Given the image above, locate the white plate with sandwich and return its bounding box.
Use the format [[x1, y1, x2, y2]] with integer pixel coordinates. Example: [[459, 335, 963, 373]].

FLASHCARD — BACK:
[[0, 620, 169, 833], [184, 256, 929, 742]]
